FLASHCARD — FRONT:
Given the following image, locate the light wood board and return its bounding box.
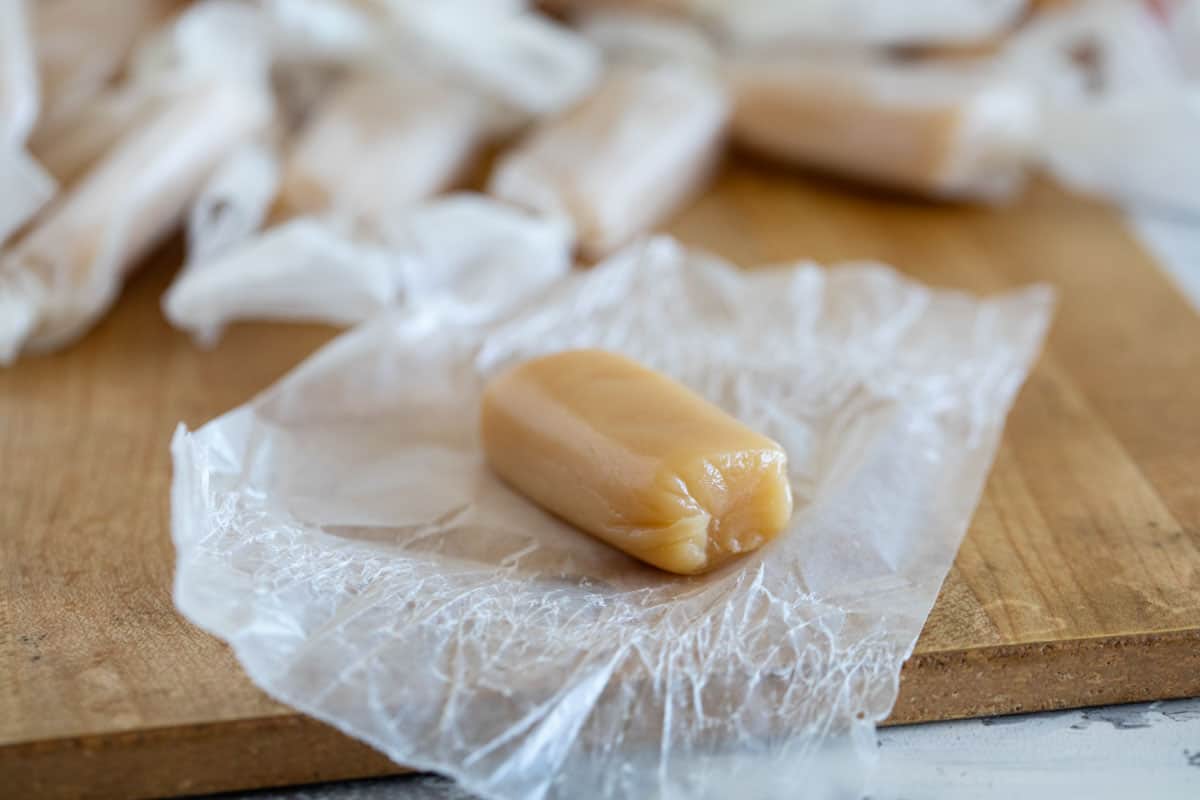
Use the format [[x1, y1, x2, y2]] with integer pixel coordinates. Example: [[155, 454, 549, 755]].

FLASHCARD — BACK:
[[3, 162, 1199, 799]]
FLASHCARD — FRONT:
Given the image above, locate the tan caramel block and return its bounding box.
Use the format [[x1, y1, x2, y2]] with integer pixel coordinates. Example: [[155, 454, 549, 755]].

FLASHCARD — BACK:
[[729, 56, 1036, 199], [481, 350, 793, 575]]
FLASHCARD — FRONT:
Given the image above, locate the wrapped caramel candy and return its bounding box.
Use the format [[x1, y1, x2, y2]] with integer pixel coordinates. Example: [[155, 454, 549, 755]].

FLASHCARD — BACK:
[[706, 0, 1029, 48], [481, 349, 794, 575], [0, 0, 54, 247], [1001, 0, 1183, 100], [31, 0, 183, 134], [30, 85, 166, 186], [277, 70, 488, 222], [1170, 0, 1200, 78], [379, 0, 601, 118], [549, 0, 1028, 47], [0, 80, 269, 363], [573, 7, 717, 68], [729, 55, 1037, 199], [489, 64, 728, 258]]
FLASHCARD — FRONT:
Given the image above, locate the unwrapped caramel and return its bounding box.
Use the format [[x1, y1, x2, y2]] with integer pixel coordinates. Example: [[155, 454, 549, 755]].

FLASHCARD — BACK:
[[481, 350, 793, 575]]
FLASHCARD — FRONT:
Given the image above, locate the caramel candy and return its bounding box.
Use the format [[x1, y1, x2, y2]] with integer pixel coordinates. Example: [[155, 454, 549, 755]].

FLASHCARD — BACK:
[[488, 64, 727, 259], [31, 0, 184, 131], [30, 85, 162, 185], [278, 71, 486, 221], [0, 79, 268, 361], [480, 350, 793, 575], [729, 55, 1036, 199]]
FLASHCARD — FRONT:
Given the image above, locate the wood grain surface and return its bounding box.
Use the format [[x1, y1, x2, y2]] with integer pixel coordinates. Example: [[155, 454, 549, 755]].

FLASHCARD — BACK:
[[3, 160, 1199, 798]]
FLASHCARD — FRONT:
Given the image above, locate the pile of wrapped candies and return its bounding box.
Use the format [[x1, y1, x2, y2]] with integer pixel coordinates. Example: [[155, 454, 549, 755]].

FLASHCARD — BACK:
[[1, 0, 1196, 365]]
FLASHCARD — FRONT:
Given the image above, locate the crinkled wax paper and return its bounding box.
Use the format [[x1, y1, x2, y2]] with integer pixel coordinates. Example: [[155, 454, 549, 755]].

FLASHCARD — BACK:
[[171, 238, 1052, 800]]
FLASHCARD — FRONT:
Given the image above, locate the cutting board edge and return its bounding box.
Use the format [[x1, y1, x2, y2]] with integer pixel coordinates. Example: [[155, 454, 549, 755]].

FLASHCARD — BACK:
[[888, 626, 1200, 725], [6, 627, 1198, 798], [0, 712, 404, 800]]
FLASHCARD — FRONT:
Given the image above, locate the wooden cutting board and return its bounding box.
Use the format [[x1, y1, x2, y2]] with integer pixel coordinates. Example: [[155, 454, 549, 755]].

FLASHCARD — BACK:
[[3, 161, 1199, 799]]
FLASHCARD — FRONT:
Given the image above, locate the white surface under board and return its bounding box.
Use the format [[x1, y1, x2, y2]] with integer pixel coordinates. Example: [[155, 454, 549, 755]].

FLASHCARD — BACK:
[[1132, 214, 1200, 309], [870, 698, 1200, 800]]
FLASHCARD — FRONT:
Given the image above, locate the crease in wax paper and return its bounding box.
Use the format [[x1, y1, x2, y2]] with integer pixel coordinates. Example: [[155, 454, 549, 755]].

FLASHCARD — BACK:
[[171, 237, 1053, 800]]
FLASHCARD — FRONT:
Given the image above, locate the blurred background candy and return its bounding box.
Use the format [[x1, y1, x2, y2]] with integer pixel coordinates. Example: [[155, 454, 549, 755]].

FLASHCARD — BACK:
[[0, 0, 1195, 365]]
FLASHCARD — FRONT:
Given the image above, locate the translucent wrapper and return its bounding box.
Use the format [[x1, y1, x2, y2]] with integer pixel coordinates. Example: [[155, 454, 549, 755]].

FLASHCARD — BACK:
[[171, 237, 1053, 800], [186, 140, 281, 265], [0, 0, 55, 248], [30, 0, 183, 133], [998, 0, 1200, 217], [1001, 0, 1183, 99], [277, 70, 488, 221], [164, 194, 573, 344], [131, 0, 276, 83], [149, 0, 355, 133], [728, 55, 1038, 200], [549, 0, 1026, 46], [29, 84, 167, 186], [0, 79, 270, 364], [0, 148, 52, 249], [490, 65, 728, 259], [1170, 0, 1200, 78], [724, 3, 1200, 209], [701, 0, 1028, 47], [261, 0, 380, 65], [32, 0, 278, 188], [257, 1, 580, 130], [379, 1, 601, 118], [574, 8, 718, 69], [1037, 89, 1200, 218]]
